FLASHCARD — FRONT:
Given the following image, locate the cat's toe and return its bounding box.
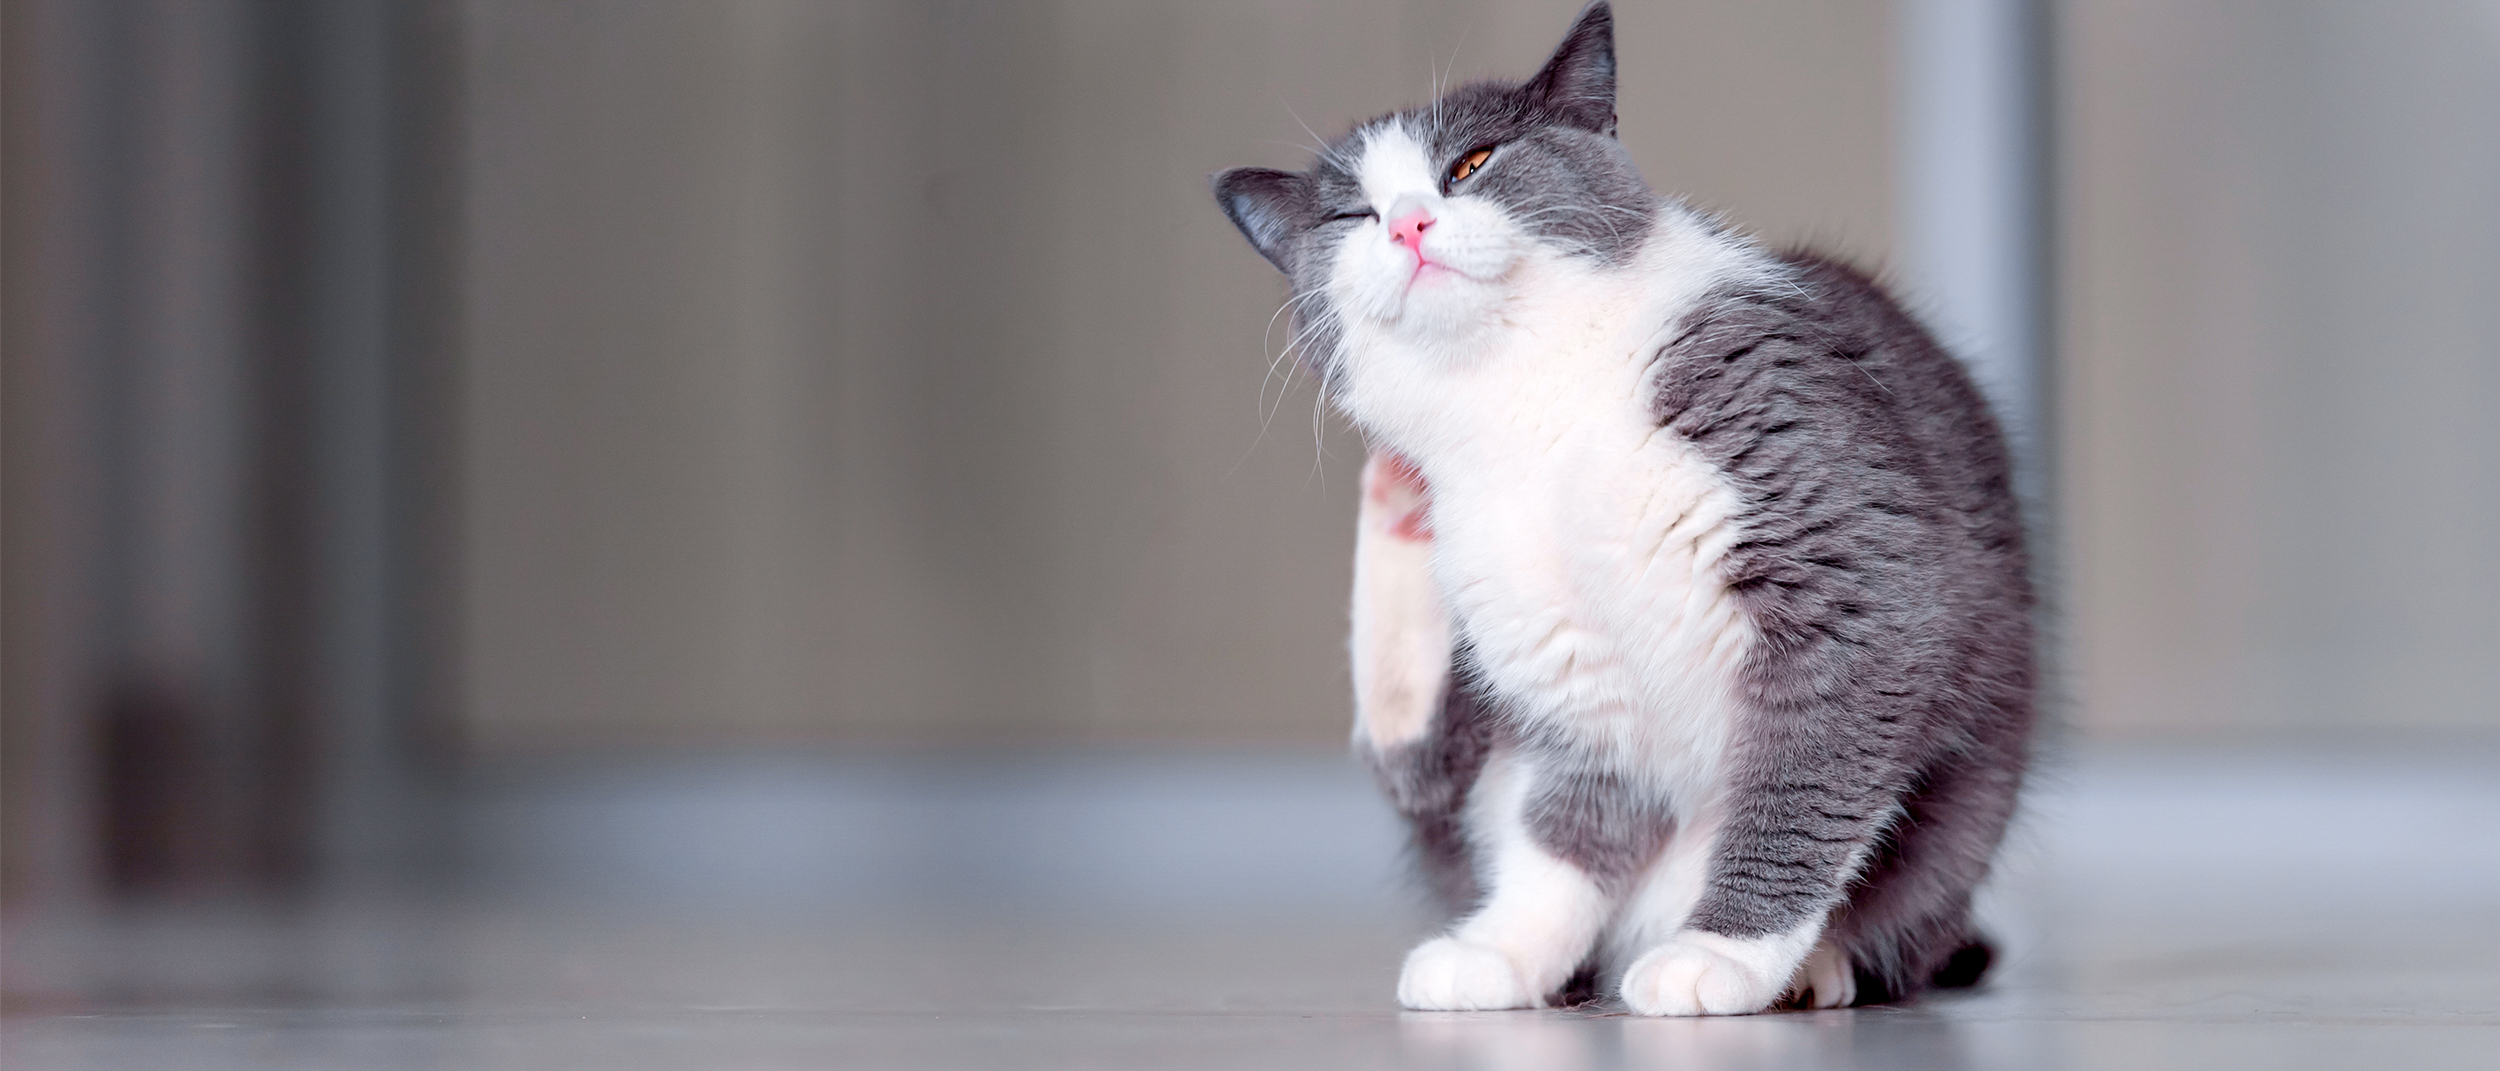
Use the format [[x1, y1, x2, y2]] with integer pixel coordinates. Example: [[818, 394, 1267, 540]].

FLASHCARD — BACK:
[[1397, 937, 1537, 1010], [1786, 939, 1855, 1010], [1620, 934, 1792, 1016]]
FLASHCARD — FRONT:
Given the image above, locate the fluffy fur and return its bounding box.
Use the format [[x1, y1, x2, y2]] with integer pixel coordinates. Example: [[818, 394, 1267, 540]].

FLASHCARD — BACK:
[[1213, 2, 2032, 1014]]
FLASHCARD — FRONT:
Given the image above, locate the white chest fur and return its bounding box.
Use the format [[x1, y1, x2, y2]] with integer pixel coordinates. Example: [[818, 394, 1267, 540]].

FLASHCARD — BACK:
[[1334, 226, 1766, 808]]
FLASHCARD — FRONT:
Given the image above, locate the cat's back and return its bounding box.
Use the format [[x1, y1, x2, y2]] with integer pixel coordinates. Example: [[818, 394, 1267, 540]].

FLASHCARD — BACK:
[[1781, 252, 2026, 562], [1653, 250, 2033, 734]]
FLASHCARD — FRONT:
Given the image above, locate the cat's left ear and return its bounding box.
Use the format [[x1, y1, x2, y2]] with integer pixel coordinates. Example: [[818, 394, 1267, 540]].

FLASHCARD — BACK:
[[1527, 1, 1619, 136], [1213, 167, 1314, 275]]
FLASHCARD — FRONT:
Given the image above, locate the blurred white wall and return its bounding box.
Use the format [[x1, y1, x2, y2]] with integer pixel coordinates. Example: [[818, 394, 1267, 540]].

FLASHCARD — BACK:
[[2059, 0, 2500, 735]]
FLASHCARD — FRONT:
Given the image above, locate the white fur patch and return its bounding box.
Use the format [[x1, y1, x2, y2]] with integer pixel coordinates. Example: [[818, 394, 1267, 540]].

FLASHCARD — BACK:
[[1604, 802, 1729, 963], [1353, 124, 1437, 210]]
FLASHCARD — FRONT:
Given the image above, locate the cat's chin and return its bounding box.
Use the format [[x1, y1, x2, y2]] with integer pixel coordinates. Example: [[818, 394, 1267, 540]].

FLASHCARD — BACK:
[[1369, 278, 1506, 343]]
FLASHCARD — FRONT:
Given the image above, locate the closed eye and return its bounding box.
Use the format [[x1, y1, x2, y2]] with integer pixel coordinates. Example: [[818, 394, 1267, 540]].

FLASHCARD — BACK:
[[1325, 209, 1377, 224]]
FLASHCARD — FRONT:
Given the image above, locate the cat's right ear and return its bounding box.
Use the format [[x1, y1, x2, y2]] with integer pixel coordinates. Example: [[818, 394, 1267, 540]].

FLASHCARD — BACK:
[[1527, 1, 1619, 136], [1213, 167, 1313, 275]]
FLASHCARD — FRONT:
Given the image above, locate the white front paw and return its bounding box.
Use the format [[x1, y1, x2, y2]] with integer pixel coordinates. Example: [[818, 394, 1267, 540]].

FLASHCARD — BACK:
[[1397, 937, 1538, 1010], [1619, 934, 1792, 1016]]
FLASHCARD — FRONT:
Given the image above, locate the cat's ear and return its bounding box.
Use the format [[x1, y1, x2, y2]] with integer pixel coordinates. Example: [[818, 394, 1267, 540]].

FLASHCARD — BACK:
[[1213, 167, 1314, 274], [1526, 1, 1618, 136]]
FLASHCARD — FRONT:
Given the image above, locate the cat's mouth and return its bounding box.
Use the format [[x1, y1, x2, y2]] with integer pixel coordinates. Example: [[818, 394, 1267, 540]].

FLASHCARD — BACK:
[[1408, 259, 1460, 288], [1406, 248, 1498, 292], [1376, 253, 1498, 329]]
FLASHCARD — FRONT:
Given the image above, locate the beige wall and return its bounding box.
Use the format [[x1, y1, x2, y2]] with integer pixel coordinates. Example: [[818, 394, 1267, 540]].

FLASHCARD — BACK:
[[2058, 1, 2500, 735], [455, 0, 1899, 751]]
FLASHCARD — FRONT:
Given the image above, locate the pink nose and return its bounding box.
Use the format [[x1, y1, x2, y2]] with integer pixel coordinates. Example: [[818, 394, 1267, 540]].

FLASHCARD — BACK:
[[1389, 209, 1435, 250]]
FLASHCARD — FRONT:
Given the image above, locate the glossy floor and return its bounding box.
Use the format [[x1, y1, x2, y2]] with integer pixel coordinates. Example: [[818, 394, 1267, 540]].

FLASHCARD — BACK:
[[7, 743, 2497, 1069]]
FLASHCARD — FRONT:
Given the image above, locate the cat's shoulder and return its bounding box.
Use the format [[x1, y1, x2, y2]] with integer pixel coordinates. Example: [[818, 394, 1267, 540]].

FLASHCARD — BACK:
[[1646, 248, 1953, 380], [1654, 249, 1902, 348]]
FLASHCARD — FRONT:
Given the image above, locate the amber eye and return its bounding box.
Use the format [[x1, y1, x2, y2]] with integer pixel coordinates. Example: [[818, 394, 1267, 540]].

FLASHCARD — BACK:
[[1450, 147, 1494, 182]]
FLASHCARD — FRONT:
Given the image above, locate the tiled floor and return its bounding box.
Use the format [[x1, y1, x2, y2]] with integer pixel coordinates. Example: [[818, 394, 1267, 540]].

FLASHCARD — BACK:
[[6, 743, 2497, 1069]]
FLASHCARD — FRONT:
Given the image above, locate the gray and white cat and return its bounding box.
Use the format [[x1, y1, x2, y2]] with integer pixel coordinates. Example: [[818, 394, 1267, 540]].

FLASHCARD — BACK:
[[1213, 3, 2033, 1015]]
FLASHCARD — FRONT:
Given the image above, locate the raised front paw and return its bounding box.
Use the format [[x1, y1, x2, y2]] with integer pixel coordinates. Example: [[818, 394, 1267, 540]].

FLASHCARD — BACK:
[[1619, 933, 1796, 1016], [1360, 450, 1435, 541], [1397, 937, 1538, 1011]]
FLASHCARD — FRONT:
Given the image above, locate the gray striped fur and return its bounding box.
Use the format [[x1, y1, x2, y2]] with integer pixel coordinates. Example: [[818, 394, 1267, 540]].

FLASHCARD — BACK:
[[1656, 254, 2033, 997]]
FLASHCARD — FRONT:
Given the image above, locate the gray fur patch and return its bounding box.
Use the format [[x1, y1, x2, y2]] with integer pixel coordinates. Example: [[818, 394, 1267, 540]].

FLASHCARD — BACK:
[[1212, 167, 1312, 275], [1655, 253, 2033, 999], [1522, 760, 1671, 889], [1361, 660, 1500, 913]]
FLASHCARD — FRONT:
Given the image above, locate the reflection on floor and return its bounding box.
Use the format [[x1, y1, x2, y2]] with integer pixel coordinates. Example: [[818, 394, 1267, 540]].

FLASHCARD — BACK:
[[6, 742, 2498, 1069]]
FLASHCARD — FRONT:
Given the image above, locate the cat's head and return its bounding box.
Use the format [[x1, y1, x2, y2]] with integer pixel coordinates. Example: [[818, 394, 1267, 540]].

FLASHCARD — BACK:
[[1212, 2, 1658, 379]]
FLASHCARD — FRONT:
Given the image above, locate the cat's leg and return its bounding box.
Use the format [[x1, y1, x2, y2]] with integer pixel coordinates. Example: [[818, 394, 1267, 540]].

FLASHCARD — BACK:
[[1819, 740, 2026, 1004], [1611, 832, 1843, 1014], [1611, 722, 1913, 1016], [1398, 752, 1618, 1010], [1604, 802, 1799, 1015], [1352, 450, 1495, 910], [1352, 450, 1446, 755], [1360, 450, 1627, 1007]]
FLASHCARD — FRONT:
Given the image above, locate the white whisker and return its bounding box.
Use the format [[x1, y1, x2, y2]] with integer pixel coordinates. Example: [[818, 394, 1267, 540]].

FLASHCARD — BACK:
[[1259, 295, 1330, 421], [1284, 100, 1351, 171]]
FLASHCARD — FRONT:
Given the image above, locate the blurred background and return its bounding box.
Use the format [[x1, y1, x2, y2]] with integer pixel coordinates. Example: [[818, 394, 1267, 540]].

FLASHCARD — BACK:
[[5, 0, 2497, 957]]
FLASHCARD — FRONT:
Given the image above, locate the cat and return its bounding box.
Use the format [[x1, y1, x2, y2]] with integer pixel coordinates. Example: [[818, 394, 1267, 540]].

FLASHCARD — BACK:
[[1212, 2, 2033, 1015]]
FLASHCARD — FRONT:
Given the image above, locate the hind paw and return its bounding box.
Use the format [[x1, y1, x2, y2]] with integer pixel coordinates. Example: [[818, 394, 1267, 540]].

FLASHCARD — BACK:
[[1785, 939, 1856, 1009]]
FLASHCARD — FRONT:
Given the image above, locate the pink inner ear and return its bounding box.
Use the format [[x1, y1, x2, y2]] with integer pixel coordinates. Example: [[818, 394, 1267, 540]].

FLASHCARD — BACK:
[[1363, 450, 1436, 541]]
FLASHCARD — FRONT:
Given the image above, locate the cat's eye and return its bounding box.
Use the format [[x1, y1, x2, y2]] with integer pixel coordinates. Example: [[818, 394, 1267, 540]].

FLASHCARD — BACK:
[[1450, 147, 1494, 182], [1326, 209, 1377, 224]]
